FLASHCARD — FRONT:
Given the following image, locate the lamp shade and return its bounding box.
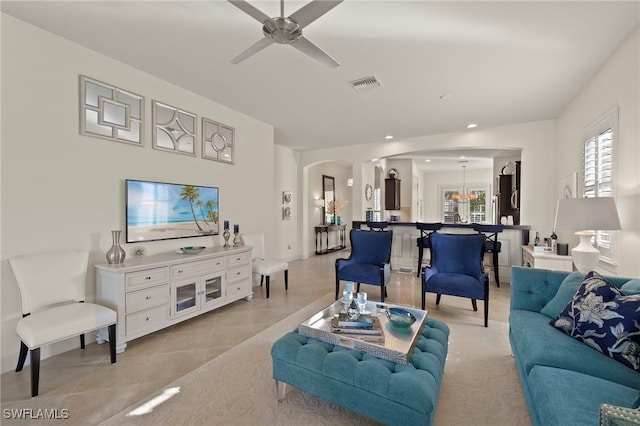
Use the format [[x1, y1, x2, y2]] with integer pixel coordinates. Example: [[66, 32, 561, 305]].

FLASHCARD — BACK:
[[555, 197, 621, 231]]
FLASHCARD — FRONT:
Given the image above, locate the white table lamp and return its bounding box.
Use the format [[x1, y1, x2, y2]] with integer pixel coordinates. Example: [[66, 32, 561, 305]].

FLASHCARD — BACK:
[[555, 197, 621, 273]]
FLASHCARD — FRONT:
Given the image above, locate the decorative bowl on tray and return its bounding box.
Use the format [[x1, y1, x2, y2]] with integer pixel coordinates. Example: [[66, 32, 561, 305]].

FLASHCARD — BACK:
[[385, 307, 416, 327], [181, 246, 206, 255]]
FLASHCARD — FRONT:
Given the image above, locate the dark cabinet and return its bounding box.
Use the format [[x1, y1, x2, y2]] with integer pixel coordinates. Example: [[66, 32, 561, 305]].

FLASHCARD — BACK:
[[498, 161, 521, 225], [385, 178, 401, 210]]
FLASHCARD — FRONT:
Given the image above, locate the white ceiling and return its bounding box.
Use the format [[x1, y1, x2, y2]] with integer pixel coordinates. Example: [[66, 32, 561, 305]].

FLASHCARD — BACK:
[[3, 0, 638, 166]]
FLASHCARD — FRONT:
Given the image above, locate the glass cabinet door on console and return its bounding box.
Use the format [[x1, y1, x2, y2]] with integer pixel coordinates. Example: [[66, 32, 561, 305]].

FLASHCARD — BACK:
[[172, 278, 199, 317], [202, 273, 223, 307], [171, 272, 225, 318]]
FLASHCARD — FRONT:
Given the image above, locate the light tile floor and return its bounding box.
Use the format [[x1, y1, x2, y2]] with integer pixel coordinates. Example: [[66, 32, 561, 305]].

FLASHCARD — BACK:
[[0, 251, 512, 425]]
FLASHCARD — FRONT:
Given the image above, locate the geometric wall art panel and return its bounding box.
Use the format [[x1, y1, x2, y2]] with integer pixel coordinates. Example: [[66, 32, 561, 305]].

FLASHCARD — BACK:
[[202, 117, 235, 164], [152, 100, 197, 156], [79, 75, 144, 146]]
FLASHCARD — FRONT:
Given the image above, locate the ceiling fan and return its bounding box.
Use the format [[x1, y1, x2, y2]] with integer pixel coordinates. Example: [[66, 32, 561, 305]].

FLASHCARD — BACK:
[[228, 0, 343, 67]]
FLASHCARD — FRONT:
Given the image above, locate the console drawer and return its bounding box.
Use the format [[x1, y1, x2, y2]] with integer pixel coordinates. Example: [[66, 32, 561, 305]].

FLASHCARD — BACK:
[[227, 264, 251, 283], [126, 304, 169, 336], [171, 257, 225, 279], [125, 267, 169, 291], [227, 252, 251, 267], [227, 278, 251, 299], [125, 284, 169, 314]]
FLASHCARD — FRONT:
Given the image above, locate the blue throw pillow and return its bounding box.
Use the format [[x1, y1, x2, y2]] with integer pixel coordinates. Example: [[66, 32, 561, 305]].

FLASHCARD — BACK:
[[540, 272, 585, 318], [621, 279, 640, 296], [550, 271, 640, 371]]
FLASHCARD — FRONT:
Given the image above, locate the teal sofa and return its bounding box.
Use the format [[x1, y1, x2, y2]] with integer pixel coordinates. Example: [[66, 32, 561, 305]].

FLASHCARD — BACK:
[[510, 266, 640, 426]]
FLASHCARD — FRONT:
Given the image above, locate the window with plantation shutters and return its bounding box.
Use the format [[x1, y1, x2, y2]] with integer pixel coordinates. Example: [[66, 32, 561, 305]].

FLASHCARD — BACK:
[[582, 106, 618, 268]]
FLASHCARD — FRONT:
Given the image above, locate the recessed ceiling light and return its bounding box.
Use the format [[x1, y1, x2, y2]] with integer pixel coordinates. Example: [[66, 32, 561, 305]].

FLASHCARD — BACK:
[[466, 123, 478, 129], [424, 159, 431, 162], [385, 135, 394, 140]]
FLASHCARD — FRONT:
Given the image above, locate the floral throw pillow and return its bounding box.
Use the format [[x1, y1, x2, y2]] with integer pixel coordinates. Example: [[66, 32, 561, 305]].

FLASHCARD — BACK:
[[550, 271, 640, 371]]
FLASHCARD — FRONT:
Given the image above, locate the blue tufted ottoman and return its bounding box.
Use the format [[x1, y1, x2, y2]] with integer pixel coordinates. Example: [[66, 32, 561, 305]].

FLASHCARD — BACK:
[[271, 317, 449, 426]]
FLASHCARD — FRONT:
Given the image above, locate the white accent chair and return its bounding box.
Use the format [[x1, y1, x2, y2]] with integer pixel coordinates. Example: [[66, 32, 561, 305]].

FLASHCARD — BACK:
[[241, 233, 288, 299], [8, 250, 117, 397]]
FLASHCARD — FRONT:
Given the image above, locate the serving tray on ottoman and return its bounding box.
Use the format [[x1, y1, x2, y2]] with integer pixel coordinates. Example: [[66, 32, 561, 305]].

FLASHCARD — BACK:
[[297, 300, 427, 364]]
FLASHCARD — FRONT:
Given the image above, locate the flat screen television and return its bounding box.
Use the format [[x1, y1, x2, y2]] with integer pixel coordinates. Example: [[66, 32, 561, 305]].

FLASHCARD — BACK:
[[126, 179, 219, 243]]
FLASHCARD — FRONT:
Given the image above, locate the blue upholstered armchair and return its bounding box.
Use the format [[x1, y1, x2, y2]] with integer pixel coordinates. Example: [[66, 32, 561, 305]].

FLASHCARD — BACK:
[[335, 229, 393, 302], [422, 232, 489, 327]]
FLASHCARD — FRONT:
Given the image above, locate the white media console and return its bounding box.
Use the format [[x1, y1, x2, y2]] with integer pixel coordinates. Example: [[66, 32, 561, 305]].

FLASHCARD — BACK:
[[95, 246, 253, 352]]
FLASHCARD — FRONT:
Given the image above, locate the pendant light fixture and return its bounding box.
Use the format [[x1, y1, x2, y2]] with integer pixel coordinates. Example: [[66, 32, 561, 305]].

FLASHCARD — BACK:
[[451, 163, 477, 203]]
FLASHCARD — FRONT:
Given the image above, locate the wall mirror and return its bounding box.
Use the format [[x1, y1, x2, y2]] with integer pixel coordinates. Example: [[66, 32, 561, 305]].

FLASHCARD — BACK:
[[79, 75, 144, 145], [322, 175, 335, 225], [152, 100, 197, 156]]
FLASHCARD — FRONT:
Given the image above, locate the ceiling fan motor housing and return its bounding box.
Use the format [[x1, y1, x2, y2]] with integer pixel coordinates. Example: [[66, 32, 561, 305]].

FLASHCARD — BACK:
[[263, 17, 302, 44]]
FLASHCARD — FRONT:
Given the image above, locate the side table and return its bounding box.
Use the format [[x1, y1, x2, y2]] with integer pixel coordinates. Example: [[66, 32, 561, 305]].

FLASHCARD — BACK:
[[522, 245, 573, 272]]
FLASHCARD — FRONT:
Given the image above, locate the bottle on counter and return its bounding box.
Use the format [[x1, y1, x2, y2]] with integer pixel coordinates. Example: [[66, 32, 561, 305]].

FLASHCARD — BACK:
[[534, 232, 541, 246], [550, 229, 558, 253]]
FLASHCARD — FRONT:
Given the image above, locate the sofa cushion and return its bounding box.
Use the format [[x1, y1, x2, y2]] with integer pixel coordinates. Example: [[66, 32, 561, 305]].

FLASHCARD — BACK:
[[550, 272, 640, 371], [510, 309, 640, 389], [621, 280, 640, 296], [527, 365, 640, 426], [540, 272, 584, 318]]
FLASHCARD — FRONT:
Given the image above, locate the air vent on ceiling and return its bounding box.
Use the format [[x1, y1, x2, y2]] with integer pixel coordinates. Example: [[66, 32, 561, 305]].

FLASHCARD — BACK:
[[349, 75, 381, 91]]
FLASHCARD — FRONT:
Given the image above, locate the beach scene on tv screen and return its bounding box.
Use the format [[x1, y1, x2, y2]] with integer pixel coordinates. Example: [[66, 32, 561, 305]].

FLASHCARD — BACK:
[[127, 180, 219, 243]]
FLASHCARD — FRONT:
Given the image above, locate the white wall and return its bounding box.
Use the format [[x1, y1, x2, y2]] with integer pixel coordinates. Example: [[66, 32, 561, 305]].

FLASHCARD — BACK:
[[554, 27, 639, 278], [273, 145, 299, 262], [1, 15, 275, 372]]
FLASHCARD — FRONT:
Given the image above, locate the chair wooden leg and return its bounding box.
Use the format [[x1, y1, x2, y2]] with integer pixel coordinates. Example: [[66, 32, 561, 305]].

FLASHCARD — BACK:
[[417, 246, 424, 277], [484, 299, 489, 327], [108, 324, 117, 364], [260, 275, 264, 287], [380, 285, 385, 303], [80, 334, 85, 350], [471, 299, 478, 311], [16, 341, 28, 372], [284, 270, 288, 291], [30, 347, 40, 397], [356, 283, 360, 293], [266, 276, 270, 299], [335, 278, 340, 300], [436, 294, 441, 305], [493, 251, 500, 287]]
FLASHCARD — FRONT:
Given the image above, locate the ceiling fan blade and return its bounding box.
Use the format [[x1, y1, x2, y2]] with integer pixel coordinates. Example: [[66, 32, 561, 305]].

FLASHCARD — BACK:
[[228, 0, 271, 24], [289, 0, 343, 28], [291, 36, 339, 68], [231, 37, 274, 64]]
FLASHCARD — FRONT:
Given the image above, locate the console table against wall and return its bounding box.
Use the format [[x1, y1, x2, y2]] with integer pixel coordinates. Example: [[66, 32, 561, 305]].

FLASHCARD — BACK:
[[315, 224, 347, 254], [522, 245, 573, 272], [95, 246, 252, 352]]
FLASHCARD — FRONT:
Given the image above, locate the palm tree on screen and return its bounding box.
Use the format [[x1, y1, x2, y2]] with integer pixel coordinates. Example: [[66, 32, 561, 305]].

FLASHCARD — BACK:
[[180, 185, 203, 231]]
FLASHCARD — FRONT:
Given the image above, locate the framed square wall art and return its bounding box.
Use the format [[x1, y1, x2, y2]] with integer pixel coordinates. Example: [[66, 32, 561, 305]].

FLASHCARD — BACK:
[[202, 117, 235, 164], [152, 101, 197, 156], [79, 75, 144, 146]]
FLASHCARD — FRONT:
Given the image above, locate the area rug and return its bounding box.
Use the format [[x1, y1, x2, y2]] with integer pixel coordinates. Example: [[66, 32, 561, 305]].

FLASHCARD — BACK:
[[101, 293, 531, 426]]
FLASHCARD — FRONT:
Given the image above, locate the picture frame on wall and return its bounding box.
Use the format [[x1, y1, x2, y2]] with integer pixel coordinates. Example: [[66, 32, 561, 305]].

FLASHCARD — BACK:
[[558, 172, 578, 199], [282, 191, 292, 204]]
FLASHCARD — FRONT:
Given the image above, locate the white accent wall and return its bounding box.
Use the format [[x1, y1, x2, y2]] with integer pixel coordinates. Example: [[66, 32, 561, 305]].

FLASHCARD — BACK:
[[554, 27, 639, 278], [1, 15, 275, 373]]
